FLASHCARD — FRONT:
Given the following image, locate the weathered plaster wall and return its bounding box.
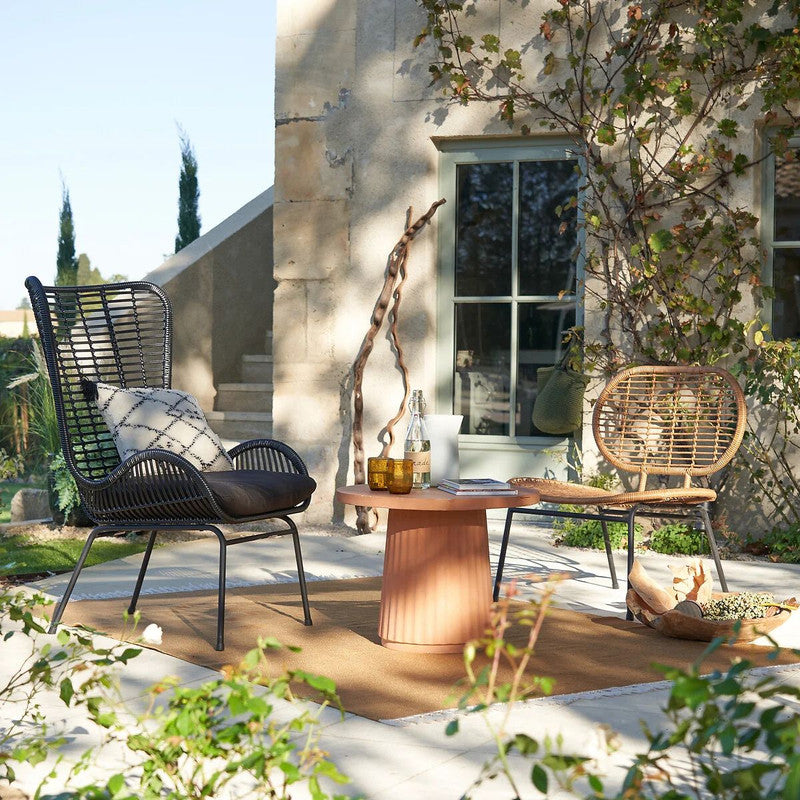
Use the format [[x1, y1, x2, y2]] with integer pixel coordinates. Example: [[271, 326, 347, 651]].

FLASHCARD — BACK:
[[274, 0, 560, 524], [274, 0, 772, 530]]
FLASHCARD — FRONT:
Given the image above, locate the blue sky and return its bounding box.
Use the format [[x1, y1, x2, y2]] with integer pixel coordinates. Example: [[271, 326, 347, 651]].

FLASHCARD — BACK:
[[0, 2, 276, 308]]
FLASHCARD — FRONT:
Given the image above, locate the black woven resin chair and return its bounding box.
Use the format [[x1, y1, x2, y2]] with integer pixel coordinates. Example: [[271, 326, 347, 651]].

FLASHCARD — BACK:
[[26, 276, 316, 650]]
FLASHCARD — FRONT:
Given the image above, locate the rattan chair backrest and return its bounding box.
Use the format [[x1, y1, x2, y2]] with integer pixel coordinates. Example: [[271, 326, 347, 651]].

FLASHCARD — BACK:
[[592, 366, 746, 489], [26, 277, 172, 481]]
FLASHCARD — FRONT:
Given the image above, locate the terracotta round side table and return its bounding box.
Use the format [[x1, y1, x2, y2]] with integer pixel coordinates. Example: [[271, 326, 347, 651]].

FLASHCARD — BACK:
[[335, 485, 540, 653]]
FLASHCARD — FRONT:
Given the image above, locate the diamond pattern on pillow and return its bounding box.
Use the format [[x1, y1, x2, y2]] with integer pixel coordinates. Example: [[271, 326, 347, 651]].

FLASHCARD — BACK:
[[94, 382, 234, 472]]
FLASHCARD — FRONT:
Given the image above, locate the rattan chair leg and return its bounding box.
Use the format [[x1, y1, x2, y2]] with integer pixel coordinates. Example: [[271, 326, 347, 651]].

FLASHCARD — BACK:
[[599, 519, 619, 590], [48, 528, 104, 634], [128, 531, 158, 615], [699, 504, 728, 592], [287, 518, 312, 626], [493, 508, 516, 601]]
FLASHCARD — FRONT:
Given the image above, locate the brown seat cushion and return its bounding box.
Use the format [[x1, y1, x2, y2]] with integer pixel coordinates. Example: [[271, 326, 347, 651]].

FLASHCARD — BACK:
[[203, 470, 316, 518]]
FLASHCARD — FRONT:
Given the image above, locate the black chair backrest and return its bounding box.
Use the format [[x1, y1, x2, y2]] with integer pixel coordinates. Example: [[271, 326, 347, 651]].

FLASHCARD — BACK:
[[25, 277, 172, 481]]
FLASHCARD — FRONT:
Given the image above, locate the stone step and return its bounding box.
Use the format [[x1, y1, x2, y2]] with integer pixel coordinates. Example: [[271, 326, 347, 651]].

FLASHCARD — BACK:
[[205, 410, 273, 441], [215, 382, 274, 412], [241, 354, 273, 384]]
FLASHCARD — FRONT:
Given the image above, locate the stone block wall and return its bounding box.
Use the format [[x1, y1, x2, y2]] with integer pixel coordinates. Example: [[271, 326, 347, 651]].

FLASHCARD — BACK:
[[274, 0, 772, 531]]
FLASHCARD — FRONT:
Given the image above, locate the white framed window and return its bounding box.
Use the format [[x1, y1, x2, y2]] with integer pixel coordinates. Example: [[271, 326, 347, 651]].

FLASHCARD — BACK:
[[764, 135, 800, 339], [436, 141, 582, 459]]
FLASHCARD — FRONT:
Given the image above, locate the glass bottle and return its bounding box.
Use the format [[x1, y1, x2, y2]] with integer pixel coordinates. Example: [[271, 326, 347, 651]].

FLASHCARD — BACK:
[[404, 388, 431, 489]]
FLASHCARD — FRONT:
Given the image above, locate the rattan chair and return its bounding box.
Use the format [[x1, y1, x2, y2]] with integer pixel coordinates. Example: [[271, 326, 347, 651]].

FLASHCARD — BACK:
[[494, 366, 747, 612], [26, 276, 315, 650]]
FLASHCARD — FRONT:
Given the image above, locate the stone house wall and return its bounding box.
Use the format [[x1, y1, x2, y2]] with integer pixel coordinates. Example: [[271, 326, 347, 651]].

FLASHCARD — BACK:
[[273, 0, 777, 529]]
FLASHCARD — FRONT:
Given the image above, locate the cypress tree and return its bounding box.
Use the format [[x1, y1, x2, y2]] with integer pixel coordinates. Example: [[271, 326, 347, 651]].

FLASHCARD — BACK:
[[55, 184, 78, 286], [174, 130, 201, 252]]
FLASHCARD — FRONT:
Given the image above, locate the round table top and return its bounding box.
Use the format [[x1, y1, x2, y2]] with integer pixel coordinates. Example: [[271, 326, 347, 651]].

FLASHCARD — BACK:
[[335, 484, 540, 512]]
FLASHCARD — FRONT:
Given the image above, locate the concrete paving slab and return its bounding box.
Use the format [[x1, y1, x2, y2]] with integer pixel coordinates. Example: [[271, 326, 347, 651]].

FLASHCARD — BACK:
[[28, 528, 386, 601]]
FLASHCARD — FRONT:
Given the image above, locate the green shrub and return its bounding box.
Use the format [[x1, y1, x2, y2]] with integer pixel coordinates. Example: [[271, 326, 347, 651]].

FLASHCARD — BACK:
[[3, 339, 59, 471], [0, 448, 24, 480], [554, 510, 642, 550], [755, 523, 800, 563], [1, 582, 352, 799], [649, 522, 711, 555], [49, 450, 80, 519]]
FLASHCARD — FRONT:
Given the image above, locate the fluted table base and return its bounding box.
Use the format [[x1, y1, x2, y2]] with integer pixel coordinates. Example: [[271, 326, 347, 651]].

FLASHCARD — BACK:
[[378, 508, 492, 653]]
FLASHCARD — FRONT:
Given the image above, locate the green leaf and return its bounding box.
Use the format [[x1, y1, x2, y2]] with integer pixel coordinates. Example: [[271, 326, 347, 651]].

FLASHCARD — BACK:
[[481, 34, 500, 53], [733, 153, 749, 175], [531, 764, 548, 792], [242, 647, 261, 670], [784, 758, 800, 799], [445, 719, 460, 736], [107, 773, 126, 797], [294, 670, 337, 695], [504, 49, 522, 70], [510, 733, 539, 755], [648, 229, 674, 254], [59, 678, 74, 706], [596, 126, 616, 145]]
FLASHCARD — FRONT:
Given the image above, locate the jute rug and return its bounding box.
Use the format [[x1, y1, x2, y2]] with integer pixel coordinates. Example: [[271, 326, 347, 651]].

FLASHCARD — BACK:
[[62, 577, 799, 721]]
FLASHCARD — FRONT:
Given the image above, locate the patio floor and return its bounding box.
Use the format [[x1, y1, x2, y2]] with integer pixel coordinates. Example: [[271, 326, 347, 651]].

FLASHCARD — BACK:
[[5, 521, 800, 798]]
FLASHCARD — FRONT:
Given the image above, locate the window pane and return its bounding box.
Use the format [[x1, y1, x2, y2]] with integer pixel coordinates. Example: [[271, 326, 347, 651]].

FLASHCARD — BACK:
[[453, 303, 510, 435], [774, 154, 800, 241], [773, 249, 800, 339], [516, 303, 577, 437], [455, 163, 513, 297], [518, 160, 578, 296]]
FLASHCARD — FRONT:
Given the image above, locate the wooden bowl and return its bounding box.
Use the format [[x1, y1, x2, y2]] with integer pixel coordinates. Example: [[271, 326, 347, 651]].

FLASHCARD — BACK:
[[627, 589, 793, 643]]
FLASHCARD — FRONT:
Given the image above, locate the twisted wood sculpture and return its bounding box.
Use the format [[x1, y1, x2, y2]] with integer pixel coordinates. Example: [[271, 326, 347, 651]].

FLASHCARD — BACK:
[[351, 199, 445, 533]]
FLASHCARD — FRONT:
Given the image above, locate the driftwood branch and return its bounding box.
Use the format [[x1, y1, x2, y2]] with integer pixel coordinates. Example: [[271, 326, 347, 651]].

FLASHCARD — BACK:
[[351, 198, 446, 532]]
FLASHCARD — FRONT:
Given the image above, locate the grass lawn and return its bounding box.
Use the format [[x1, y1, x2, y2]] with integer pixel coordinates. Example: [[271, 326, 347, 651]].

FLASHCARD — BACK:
[[2, 533, 150, 576], [2, 479, 152, 577]]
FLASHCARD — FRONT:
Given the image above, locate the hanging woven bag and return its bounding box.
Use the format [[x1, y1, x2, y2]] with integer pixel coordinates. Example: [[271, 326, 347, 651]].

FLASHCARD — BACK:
[[532, 350, 589, 435]]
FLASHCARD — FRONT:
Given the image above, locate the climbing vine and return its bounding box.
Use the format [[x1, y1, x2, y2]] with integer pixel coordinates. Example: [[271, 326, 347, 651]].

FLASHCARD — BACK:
[[416, 0, 800, 373]]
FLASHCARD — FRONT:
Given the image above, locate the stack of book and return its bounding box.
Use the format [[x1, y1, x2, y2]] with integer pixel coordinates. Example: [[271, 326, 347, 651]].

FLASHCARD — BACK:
[[437, 478, 518, 496]]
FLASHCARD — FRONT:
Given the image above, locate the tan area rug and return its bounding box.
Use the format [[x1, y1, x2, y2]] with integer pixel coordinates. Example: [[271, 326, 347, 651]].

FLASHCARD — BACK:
[[62, 577, 800, 721]]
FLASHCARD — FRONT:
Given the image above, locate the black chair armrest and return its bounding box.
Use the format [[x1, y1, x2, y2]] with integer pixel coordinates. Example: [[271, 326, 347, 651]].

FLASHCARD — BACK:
[[75, 448, 229, 523], [228, 439, 309, 476]]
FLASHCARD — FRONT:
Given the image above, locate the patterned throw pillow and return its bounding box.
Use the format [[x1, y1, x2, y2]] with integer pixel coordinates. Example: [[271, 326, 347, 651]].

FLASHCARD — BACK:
[[92, 381, 234, 472]]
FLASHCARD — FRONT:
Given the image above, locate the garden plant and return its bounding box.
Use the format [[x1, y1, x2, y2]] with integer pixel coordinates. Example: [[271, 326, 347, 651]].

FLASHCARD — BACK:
[[0, 582, 352, 800]]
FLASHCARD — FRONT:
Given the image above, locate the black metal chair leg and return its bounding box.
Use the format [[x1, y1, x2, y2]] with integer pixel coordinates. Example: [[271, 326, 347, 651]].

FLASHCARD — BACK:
[[625, 507, 638, 621], [493, 508, 516, 601], [214, 529, 227, 651], [48, 528, 103, 634], [128, 531, 158, 615], [600, 518, 619, 589], [287, 518, 312, 626], [699, 504, 728, 592]]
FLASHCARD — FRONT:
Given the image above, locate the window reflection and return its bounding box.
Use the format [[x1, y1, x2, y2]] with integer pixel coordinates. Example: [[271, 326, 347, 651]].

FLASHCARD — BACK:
[[774, 154, 800, 242], [516, 303, 576, 436], [455, 163, 513, 296], [453, 303, 511, 435], [518, 161, 578, 296], [450, 154, 579, 438], [773, 249, 800, 339]]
